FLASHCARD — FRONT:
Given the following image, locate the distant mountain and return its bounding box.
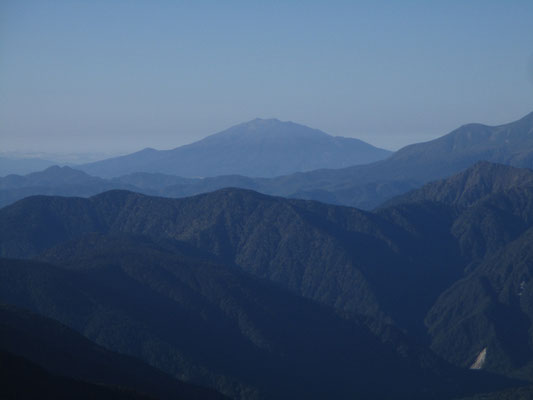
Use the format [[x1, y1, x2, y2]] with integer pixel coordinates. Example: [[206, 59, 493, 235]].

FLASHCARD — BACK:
[[0, 304, 227, 400], [383, 110, 533, 181], [78, 118, 392, 178], [0, 156, 56, 176], [5, 112, 532, 211], [0, 165, 105, 189], [248, 110, 533, 208], [0, 166, 139, 208]]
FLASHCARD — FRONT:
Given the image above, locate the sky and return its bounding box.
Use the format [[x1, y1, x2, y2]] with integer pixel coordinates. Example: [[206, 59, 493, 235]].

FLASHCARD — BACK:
[[1, 0, 533, 155]]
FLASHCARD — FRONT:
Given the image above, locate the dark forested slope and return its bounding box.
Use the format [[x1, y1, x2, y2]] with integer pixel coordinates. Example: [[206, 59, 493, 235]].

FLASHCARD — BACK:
[[2, 162, 533, 397], [0, 304, 227, 400]]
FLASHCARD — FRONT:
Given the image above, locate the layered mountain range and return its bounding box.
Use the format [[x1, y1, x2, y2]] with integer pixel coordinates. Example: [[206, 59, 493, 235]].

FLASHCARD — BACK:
[[3, 111, 533, 399], [2, 111, 533, 210], [2, 161, 533, 398]]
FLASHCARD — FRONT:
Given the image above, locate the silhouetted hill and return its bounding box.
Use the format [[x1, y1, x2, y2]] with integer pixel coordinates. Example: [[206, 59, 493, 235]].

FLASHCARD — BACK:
[[0, 303, 227, 400], [0, 166, 139, 208], [456, 385, 533, 400], [79, 118, 391, 178], [0, 156, 56, 176], [0, 350, 153, 400], [0, 165, 101, 188]]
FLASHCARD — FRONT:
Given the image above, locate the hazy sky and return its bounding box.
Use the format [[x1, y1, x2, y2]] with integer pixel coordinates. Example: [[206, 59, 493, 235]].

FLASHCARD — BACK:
[[1, 0, 533, 154]]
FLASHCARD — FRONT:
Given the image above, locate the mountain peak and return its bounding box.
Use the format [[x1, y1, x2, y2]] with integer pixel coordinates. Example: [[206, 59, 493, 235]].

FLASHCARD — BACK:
[[235, 117, 295, 131], [249, 117, 282, 123], [78, 118, 391, 178]]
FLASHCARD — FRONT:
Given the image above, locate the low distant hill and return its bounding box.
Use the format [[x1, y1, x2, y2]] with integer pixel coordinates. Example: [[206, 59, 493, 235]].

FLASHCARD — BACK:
[[78, 118, 392, 178], [0, 166, 136, 208], [0, 156, 56, 176]]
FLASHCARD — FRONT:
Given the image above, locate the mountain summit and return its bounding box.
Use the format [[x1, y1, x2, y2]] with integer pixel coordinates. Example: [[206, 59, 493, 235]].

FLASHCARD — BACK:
[[78, 119, 391, 178]]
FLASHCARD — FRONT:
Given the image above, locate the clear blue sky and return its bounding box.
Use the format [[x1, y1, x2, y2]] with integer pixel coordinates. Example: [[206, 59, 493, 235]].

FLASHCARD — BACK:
[[1, 0, 533, 153]]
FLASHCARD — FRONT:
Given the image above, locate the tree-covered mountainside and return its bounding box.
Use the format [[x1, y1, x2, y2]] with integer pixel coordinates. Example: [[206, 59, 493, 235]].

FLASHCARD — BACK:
[[382, 163, 533, 379], [0, 187, 467, 336], [0, 304, 227, 400], [382, 161, 533, 208], [427, 226, 533, 380], [78, 118, 391, 178], [1, 161, 533, 398], [0, 244, 496, 400]]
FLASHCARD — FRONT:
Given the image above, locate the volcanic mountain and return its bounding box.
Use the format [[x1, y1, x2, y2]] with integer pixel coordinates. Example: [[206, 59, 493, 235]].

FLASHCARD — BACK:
[[78, 118, 392, 178]]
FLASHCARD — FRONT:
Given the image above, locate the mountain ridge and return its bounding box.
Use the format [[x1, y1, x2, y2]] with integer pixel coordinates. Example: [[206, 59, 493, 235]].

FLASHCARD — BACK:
[[2, 162, 533, 397], [382, 161, 533, 208], [78, 118, 392, 178], [3, 112, 533, 210]]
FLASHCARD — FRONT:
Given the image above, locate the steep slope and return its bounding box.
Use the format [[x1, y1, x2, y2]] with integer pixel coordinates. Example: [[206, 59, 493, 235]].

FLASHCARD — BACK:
[[0, 304, 227, 400], [382, 162, 533, 208], [79, 118, 391, 178], [0, 189, 466, 336], [426, 226, 533, 381], [0, 247, 489, 400], [379, 162, 533, 380]]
